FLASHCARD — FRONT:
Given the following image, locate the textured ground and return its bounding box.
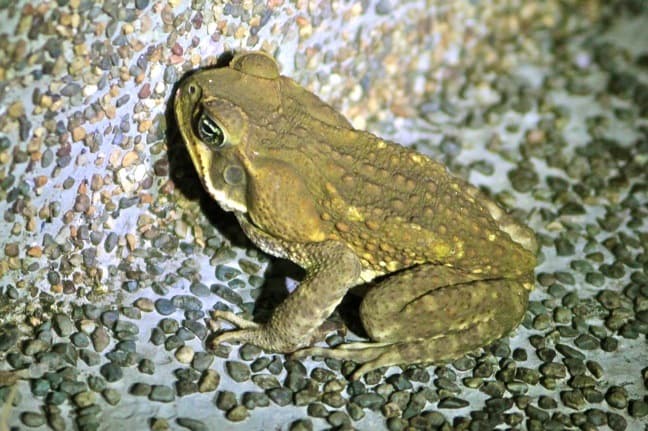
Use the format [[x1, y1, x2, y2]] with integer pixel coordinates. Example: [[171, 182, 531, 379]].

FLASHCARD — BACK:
[[0, 1, 646, 430]]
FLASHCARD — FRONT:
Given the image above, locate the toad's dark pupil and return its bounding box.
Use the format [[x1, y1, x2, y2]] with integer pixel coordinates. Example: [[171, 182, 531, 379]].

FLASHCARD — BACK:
[[197, 114, 224, 147]]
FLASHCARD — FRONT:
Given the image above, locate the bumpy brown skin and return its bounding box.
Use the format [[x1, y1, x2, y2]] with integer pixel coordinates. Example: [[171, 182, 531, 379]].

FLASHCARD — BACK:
[[174, 51, 537, 380]]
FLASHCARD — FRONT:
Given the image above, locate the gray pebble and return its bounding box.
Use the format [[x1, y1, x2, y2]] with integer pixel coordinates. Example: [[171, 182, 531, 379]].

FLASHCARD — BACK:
[[251, 374, 280, 390], [211, 284, 243, 305], [130, 382, 152, 396], [100, 310, 119, 329], [250, 356, 271, 372], [605, 386, 628, 409], [150, 385, 175, 402], [0, 324, 19, 351], [172, 295, 202, 311], [176, 327, 195, 341], [242, 391, 270, 409], [164, 335, 184, 350], [149, 327, 165, 345], [375, 0, 392, 14], [53, 314, 76, 337], [100, 363, 123, 382], [607, 412, 627, 431], [71, 332, 91, 348], [46, 391, 67, 406], [87, 375, 106, 392], [155, 299, 177, 315], [159, 318, 180, 333], [176, 380, 198, 397], [328, 411, 351, 427], [176, 417, 208, 431], [23, 339, 49, 355], [239, 343, 262, 361], [289, 419, 313, 431], [267, 387, 292, 406], [163, 65, 177, 84], [215, 390, 237, 410], [561, 390, 586, 409], [190, 281, 210, 297], [294, 384, 319, 406], [183, 320, 207, 340], [31, 378, 50, 396], [226, 361, 251, 382], [21, 411, 46, 427], [138, 358, 155, 374], [352, 393, 385, 410], [438, 396, 470, 409], [191, 352, 214, 371], [103, 388, 120, 406], [215, 265, 241, 281], [307, 402, 328, 418], [321, 391, 345, 408], [629, 399, 648, 418], [114, 320, 139, 336]]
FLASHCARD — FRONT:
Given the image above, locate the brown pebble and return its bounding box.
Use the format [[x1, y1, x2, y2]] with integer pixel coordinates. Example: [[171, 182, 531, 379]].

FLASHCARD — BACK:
[[7, 101, 24, 118], [122, 151, 139, 167], [134, 298, 154, 312], [198, 369, 221, 393], [34, 175, 48, 187], [4, 243, 19, 257], [27, 246, 42, 257], [138, 83, 151, 99], [72, 126, 86, 141]]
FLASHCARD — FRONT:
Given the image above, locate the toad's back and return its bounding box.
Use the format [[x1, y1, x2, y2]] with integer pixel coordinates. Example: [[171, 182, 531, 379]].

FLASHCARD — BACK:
[[276, 123, 536, 279]]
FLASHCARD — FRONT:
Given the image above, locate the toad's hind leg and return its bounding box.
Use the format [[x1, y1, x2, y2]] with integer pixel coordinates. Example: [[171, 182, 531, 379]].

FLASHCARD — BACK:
[[294, 264, 531, 380]]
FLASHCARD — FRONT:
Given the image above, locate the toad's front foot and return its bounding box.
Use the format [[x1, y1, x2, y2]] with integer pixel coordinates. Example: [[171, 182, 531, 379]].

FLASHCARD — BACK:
[[209, 310, 308, 353]]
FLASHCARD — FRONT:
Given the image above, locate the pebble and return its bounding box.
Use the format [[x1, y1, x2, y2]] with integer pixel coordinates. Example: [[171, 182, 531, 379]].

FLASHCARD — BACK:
[[102, 388, 121, 406], [629, 400, 648, 418], [198, 369, 221, 392], [176, 418, 208, 431], [290, 419, 313, 431], [130, 383, 152, 397], [53, 314, 76, 337], [155, 298, 176, 315], [74, 391, 96, 407], [191, 352, 214, 371], [175, 346, 194, 363], [100, 363, 123, 382], [352, 393, 385, 410], [267, 387, 293, 406], [21, 412, 46, 427], [150, 385, 175, 402], [214, 390, 237, 411], [438, 397, 470, 409]]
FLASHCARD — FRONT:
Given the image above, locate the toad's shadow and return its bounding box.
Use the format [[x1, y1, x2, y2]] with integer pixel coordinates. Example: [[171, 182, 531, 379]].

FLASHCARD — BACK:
[[164, 51, 366, 337]]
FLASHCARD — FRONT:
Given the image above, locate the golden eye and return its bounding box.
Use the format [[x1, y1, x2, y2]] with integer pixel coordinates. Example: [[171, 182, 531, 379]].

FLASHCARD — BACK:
[[196, 113, 224, 147]]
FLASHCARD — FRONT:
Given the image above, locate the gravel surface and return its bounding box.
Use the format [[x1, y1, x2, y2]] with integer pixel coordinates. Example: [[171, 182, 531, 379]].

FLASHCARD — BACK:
[[1, 0, 646, 430]]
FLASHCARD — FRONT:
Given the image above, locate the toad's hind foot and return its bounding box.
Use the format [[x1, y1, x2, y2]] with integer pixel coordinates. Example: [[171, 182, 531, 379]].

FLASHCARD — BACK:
[[211, 310, 261, 330], [208, 310, 262, 349], [293, 341, 407, 381], [293, 333, 498, 381]]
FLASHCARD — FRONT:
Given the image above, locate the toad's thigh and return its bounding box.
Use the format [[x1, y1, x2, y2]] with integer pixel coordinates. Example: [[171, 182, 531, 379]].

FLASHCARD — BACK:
[[359, 265, 530, 343]]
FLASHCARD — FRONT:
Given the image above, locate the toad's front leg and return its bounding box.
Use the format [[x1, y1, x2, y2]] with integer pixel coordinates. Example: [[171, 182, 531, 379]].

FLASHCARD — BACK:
[[209, 240, 362, 353]]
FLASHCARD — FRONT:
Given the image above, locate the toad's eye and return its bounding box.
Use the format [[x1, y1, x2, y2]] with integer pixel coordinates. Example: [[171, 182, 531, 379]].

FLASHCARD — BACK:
[[196, 113, 224, 147]]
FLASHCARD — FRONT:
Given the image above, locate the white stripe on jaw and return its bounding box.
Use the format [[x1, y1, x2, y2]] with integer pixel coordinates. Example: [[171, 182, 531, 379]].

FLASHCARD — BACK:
[[204, 184, 247, 213]]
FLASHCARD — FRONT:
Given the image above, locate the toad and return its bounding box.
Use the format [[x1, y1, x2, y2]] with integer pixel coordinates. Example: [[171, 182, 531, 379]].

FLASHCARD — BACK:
[[174, 51, 537, 380]]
